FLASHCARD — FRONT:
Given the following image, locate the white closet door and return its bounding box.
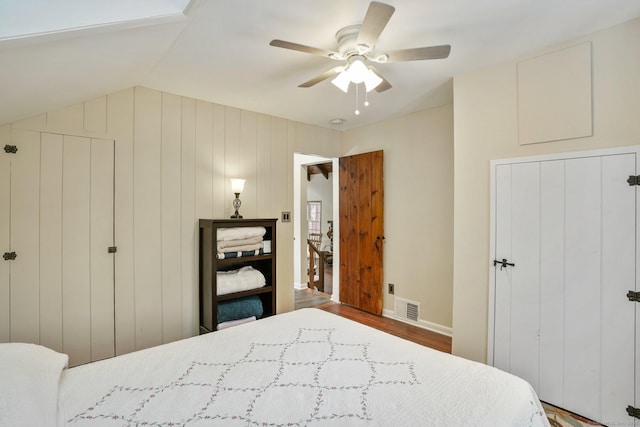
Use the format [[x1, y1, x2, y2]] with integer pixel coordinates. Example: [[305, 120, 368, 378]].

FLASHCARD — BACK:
[[10, 130, 41, 344], [0, 156, 10, 342], [492, 153, 636, 425]]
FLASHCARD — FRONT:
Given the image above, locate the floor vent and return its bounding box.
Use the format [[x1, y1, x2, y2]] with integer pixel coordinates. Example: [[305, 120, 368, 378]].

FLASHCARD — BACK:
[[394, 297, 420, 322]]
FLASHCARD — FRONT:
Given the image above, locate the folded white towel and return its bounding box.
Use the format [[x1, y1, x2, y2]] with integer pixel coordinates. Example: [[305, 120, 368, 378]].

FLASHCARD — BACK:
[[217, 235, 264, 250], [217, 227, 266, 241], [217, 316, 257, 330], [216, 265, 266, 295], [217, 242, 263, 254]]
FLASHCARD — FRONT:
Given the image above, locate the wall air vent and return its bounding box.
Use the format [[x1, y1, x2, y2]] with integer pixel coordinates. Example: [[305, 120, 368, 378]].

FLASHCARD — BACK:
[[394, 297, 420, 323]]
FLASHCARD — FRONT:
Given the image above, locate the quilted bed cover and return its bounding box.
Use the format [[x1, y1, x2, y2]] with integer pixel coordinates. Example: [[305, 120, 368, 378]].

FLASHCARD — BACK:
[[58, 308, 549, 426]]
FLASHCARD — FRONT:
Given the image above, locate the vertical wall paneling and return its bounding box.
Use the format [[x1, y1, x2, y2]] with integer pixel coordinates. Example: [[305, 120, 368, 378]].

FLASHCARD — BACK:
[[256, 114, 271, 216], [62, 135, 92, 366], [600, 154, 635, 423], [39, 133, 64, 353], [10, 130, 40, 344], [0, 150, 10, 342], [108, 88, 136, 355], [48, 103, 84, 134], [195, 100, 213, 219], [6, 86, 341, 352], [90, 139, 115, 361], [240, 110, 257, 218], [84, 96, 107, 134], [133, 87, 163, 350], [181, 97, 196, 337], [492, 164, 512, 371], [161, 93, 183, 343], [224, 107, 241, 217], [538, 160, 565, 404], [509, 162, 541, 389], [563, 157, 601, 419], [212, 104, 226, 219]]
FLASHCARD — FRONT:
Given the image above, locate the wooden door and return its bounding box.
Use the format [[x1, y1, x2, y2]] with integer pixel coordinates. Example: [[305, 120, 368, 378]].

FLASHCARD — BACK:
[[491, 152, 636, 425], [339, 150, 383, 315]]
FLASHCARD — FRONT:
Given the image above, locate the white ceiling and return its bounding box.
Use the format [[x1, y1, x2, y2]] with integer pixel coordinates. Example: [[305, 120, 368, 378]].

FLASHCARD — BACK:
[[1, 0, 640, 130]]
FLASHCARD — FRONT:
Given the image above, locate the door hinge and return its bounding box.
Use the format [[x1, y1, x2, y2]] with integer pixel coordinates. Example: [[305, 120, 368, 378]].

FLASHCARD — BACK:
[[627, 405, 640, 419], [108, 246, 117, 254], [627, 175, 640, 186], [627, 291, 640, 302], [4, 145, 17, 154], [3, 252, 16, 260]]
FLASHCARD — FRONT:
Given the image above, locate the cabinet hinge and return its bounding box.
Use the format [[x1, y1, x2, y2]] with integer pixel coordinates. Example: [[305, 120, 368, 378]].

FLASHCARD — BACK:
[[108, 246, 117, 254], [627, 405, 640, 419], [3, 145, 17, 154], [627, 291, 640, 302], [627, 175, 640, 186], [3, 252, 16, 261]]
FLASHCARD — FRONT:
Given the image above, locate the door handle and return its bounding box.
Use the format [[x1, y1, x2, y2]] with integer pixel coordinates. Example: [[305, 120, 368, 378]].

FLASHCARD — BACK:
[[493, 258, 515, 270], [374, 236, 384, 252]]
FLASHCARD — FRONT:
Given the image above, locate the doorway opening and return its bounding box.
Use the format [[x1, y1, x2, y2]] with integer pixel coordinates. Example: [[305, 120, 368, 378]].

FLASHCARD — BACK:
[[293, 153, 339, 309]]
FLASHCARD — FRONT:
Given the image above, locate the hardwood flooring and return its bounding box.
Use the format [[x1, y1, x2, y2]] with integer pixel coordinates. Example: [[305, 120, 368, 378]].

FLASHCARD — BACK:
[[294, 289, 451, 354]]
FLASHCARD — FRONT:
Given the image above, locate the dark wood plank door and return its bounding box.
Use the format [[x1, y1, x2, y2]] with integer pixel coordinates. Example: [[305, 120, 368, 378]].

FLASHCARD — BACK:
[[339, 150, 383, 315]]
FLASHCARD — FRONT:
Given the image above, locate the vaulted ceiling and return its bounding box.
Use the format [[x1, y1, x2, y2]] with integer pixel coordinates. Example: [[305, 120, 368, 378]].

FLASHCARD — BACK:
[[2, 0, 640, 130]]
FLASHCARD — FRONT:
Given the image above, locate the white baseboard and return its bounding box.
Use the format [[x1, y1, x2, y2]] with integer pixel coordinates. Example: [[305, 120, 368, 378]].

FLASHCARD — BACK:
[[293, 282, 307, 290], [382, 308, 452, 337]]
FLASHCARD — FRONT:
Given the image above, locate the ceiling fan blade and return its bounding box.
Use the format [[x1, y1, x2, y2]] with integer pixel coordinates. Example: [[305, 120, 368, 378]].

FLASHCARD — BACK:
[[369, 67, 392, 92], [356, 2, 395, 49], [384, 45, 451, 62], [270, 39, 339, 59], [298, 66, 344, 88]]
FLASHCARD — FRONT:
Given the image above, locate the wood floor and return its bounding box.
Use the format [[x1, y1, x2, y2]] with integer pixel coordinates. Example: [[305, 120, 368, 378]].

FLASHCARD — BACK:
[[295, 289, 451, 354]]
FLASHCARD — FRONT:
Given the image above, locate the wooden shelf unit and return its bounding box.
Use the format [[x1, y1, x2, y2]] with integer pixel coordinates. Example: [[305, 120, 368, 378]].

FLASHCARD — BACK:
[[198, 218, 277, 334]]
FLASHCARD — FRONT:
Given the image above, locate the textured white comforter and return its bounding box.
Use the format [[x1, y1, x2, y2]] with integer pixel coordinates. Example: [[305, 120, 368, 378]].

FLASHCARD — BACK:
[[57, 309, 549, 426]]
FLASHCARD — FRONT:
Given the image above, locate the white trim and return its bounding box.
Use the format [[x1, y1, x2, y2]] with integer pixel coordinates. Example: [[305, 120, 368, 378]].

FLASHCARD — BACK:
[[293, 282, 307, 290], [490, 144, 640, 167], [382, 309, 452, 338]]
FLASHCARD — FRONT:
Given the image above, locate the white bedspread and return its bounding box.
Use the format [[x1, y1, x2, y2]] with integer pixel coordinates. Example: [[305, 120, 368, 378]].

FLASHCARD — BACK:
[[57, 309, 549, 426]]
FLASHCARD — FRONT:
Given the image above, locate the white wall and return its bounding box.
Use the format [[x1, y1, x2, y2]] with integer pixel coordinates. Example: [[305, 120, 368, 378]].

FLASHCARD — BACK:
[[453, 17, 640, 362], [0, 86, 341, 355], [307, 172, 333, 251], [342, 104, 454, 331]]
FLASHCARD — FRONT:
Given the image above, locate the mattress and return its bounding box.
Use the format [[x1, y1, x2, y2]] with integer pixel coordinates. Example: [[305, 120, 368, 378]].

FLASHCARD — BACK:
[[1, 308, 550, 426]]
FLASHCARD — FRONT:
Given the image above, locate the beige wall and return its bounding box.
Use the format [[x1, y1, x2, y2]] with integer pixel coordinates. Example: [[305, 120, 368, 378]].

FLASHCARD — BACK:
[[453, 18, 640, 362], [2, 86, 340, 355], [342, 104, 454, 331]]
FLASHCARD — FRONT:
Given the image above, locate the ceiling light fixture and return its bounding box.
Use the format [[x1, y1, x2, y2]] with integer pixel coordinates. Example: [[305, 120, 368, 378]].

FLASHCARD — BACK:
[[331, 56, 383, 116]]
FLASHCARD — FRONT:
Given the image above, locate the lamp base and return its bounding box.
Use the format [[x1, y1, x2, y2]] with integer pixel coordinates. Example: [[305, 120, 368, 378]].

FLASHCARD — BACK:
[[230, 213, 243, 219]]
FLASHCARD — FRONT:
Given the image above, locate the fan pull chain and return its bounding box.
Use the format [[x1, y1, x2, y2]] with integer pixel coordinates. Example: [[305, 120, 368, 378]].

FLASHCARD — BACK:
[[364, 88, 370, 107], [355, 83, 360, 115]]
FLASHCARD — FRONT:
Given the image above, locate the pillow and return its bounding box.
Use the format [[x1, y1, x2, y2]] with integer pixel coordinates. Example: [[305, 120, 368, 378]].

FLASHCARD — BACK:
[[0, 343, 68, 426]]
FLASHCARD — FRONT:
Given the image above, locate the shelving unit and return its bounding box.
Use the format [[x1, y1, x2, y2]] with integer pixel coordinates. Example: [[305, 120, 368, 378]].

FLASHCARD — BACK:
[[198, 218, 277, 334]]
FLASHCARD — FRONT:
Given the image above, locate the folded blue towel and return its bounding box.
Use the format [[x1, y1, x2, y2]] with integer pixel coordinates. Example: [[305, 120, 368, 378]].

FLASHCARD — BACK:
[[217, 296, 264, 324]]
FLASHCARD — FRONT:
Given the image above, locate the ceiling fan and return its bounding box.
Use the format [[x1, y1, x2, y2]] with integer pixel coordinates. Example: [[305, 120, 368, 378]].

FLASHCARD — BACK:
[[269, 1, 451, 94]]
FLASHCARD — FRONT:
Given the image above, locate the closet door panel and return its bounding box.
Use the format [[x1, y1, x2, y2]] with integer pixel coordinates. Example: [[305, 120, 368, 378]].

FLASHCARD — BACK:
[[509, 162, 541, 389], [538, 160, 565, 405], [39, 133, 64, 353], [62, 136, 92, 366], [601, 154, 635, 424], [10, 129, 40, 344], [90, 139, 115, 361], [492, 164, 512, 372], [0, 157, 9, 342], [563, 156, 602, 420]]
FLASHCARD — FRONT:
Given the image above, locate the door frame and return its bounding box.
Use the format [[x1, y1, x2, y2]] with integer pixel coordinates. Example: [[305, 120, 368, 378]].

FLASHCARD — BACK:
[[487, 144, 640, 365]]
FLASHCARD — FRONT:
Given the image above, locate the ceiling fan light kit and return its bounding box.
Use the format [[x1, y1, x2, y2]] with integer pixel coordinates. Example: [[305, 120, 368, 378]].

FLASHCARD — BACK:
[[269, 1, 451, 115]]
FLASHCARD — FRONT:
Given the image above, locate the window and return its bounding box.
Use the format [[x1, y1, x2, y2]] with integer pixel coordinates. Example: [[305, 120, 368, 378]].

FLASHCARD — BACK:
[[307, 201, 322, 235]]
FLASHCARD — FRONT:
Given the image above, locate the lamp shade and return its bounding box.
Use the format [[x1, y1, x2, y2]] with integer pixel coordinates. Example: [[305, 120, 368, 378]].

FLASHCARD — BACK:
[[331, 71, 351, 93], [363, 69, 383, 92], [346, 59, 368, 84], [230, 178, 245, 193]]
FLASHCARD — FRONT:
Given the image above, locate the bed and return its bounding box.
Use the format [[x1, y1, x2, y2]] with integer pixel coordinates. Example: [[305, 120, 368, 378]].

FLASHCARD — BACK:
[[1, 308, 549, 426]]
